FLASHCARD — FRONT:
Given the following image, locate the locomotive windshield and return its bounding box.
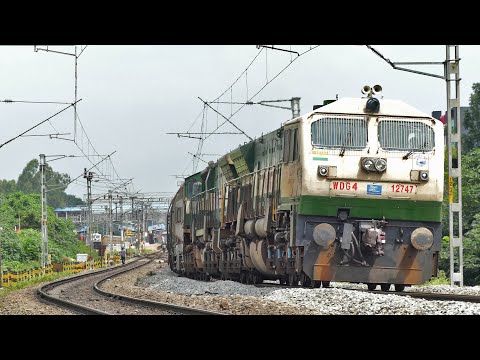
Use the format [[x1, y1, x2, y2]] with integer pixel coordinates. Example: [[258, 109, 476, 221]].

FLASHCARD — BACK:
[[311, 116, 367, 149], [378, 119, 435, 151]]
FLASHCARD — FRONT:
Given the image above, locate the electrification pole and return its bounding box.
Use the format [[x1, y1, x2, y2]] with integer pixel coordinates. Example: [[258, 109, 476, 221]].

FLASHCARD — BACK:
[[120, 197, 124, 248], [84, 168, 93, 269], [131, 196, 136, 254], [109, 190, 113, 254], [365, 44, 463, 285], [446, 45, 463, 286], [290, 97, 301, 118], [40, 154, 48, 273]]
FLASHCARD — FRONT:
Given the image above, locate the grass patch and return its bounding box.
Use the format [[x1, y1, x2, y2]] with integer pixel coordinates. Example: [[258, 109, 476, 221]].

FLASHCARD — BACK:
[[420, 270, 450, 286]]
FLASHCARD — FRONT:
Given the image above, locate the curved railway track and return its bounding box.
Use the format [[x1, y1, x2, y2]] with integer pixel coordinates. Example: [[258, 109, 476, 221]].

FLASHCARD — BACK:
[[253, 283, 480, 304], [37, 254, 223, 315]]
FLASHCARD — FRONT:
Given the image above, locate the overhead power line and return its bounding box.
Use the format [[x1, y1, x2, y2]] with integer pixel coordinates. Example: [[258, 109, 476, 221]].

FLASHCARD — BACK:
[[202, 46, 320, 141], [198, 97, 253, 141], [0, 99, 81, 149]]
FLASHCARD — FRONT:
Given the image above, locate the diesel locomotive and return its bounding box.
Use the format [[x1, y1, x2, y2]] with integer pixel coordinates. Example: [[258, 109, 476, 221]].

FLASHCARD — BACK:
[[167, 85, 444, 291]]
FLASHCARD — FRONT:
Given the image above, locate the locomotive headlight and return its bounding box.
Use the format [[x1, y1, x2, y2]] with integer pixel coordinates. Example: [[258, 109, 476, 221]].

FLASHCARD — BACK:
[[374, 158, 387, 172], [362, 158, 376, 172], [318, 166, 328, 177], [419, 171, 429, 181]]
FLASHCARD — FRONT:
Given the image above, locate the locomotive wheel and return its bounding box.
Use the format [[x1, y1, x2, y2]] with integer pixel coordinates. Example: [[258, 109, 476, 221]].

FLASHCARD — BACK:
[[380, 283, 391, 292], [394, 284, 405, 292], [288, 274, 297, 286], [240, 272, 246, 284], [252, 274, 263, 284], [205, 274, 211, 282], [321, 281, 330, 288], [367, 283, 377, 291], [300, 273, 311, 287]]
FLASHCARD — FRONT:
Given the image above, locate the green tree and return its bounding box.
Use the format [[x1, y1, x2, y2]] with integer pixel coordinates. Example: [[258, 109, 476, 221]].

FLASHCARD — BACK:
[[0, 192, 90, 268], [18, 229, 41, 262], [463, 82, 480, 153], [0, 179, 17, 195], [15, 158, 84, 208], [65, 194, 85, 206], [459, 147, 480, 231], [16, 159, 40, 194], [460, 213, 480, 285]]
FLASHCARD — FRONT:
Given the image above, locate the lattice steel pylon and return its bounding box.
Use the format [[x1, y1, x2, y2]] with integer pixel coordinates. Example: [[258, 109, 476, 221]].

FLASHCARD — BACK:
[[445, 45, 463, 286]]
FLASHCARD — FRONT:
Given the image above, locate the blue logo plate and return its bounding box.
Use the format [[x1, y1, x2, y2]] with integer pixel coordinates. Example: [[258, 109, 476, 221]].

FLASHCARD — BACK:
[[367, 184, 382, 195]]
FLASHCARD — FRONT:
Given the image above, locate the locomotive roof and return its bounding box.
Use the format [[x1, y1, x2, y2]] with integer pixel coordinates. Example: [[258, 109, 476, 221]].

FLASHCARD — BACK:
[[285, 97, 436, 125]]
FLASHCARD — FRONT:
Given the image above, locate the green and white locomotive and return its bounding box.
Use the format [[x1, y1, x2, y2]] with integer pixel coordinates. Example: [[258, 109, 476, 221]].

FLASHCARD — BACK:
[[167, 85, 444, 291]]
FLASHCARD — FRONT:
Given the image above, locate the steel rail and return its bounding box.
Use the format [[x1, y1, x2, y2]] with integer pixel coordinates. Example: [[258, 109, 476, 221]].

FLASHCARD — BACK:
[[38, 254, 223, 315]]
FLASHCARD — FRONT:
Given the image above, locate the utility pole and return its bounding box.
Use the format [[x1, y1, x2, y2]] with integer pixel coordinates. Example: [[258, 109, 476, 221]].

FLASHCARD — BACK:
[[144, 202, 148, 238], [109, 190, 113, 254], [131, 196, 136, 254], [142, 202, 145, 249], [290, 97, 301, 118], [83, 168, 93, 269], [365, 44, 463, 285], [446, 45, 463, 286], [137, 203, 142, 254], [104, 206, 108, 238], [120, 197, 124, 248], [40, 154, 48, 273]]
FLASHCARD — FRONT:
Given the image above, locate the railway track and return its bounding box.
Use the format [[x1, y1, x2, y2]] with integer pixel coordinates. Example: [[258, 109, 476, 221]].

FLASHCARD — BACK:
[[37, 254, 223, 315], [253, 283, 480, 304]]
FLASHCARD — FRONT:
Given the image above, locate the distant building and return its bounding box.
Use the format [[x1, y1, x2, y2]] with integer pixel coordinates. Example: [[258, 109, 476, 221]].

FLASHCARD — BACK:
[[54, 207, 84, 226]]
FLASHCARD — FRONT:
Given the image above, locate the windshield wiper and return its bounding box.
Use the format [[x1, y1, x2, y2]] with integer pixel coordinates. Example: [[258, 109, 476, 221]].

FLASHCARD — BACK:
[[403, 141, 427, 160], [339, 130, 352, 157], [403, 150, 415, 160]]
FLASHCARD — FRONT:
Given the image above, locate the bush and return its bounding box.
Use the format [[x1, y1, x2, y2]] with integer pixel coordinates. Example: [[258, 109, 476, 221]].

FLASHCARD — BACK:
[[422, 270, 450, 286]]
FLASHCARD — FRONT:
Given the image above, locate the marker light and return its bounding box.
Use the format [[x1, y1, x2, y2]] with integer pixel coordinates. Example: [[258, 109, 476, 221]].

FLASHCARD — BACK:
[[420, 171, 429, 181], [318, 166, 328, 177]]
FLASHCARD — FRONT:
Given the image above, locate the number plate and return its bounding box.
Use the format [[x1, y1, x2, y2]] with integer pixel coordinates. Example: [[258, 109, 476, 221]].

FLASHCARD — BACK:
[[389, 184, 417, 194]]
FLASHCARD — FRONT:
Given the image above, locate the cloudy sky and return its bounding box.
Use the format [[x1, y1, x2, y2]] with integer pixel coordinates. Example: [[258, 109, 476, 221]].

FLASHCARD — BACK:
[[0, 45, 477, 200]]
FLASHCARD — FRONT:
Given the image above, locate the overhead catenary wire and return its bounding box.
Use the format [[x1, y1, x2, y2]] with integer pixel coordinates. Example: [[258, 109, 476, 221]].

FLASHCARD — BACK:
[[74, 111, 132, 193], [0, 99, 72, 105], [33, 45, 135, 196], [202, 45, 320, 141], [0, 100, 81, 149], [34, 45, 135, 198], [177, 45, 319, 180], [198, 97, 253, 141], [365, 45, 445, 79], [212, 47, 264, 103]]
